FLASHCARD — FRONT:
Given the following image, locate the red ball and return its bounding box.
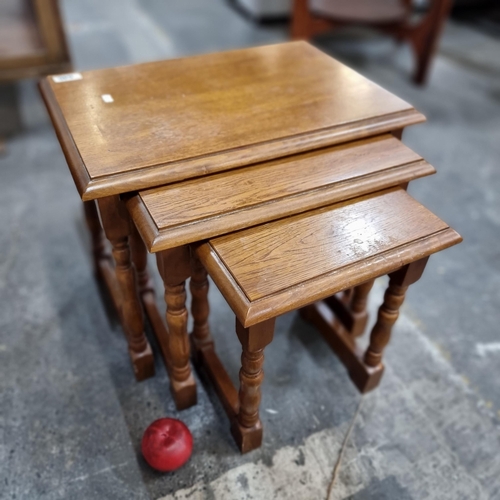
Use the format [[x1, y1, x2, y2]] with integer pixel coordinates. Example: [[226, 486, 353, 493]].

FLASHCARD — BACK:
[[141, 418, 193, 472]]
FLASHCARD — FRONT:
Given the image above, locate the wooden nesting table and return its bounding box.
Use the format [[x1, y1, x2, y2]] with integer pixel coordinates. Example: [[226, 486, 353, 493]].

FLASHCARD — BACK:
[[192, 188, 460, 451], [40, 41, 460, 453], [130, 159, 461, 452]]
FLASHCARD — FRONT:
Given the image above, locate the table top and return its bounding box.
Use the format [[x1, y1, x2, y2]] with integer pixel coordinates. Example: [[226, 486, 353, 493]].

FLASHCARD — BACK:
[[197, 188, 461, 326], [128, 134, 435, 252], [40, 41, 425, 200]]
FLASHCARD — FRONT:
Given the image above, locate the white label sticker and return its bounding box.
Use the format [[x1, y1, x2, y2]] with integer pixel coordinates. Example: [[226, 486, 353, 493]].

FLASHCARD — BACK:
[[52, 72, 83, 83], [101, 94, 114, 103]]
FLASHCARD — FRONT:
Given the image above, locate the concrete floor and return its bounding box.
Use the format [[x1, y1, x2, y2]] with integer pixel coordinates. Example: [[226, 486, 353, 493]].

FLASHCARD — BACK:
[[1, 0, 500, 498]]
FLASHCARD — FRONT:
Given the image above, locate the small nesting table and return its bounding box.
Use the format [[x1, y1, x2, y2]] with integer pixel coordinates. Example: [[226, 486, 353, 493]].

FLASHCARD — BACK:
[[192, 188, 460, 452], [131, 175, 461, 452]]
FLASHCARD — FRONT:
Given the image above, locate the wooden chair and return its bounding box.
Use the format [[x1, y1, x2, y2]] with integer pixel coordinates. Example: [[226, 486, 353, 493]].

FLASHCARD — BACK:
[[291, 0, 453, 84], [0, 0, 71, 81]]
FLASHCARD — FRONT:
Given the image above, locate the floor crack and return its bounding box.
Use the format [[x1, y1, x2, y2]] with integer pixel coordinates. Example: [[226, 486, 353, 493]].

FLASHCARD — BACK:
[[326, 396, 364, 500]]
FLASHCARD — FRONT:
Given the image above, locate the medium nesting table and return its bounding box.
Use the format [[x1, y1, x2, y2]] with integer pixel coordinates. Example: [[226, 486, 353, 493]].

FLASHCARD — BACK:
[[130, 160, 461, 452], [41, 41, 446, 449]]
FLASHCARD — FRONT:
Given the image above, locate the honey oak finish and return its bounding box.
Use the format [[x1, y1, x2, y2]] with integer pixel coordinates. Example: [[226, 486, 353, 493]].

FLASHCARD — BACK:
[[291, 0, 452, 84], [97, 196, 155, 381], [39, 41, 425, 200], [129, 134, 435, 252], [82, 197, 162, 381], [299, 259, 429, 393], [0, 0, 71, 81], [42, 43, 428, 406], [156, 247, 197, 410], [191, 188, 461, 451], [129, 131, 435, 411], [84, 198, 168, 382], [197, 188, 461, 325]]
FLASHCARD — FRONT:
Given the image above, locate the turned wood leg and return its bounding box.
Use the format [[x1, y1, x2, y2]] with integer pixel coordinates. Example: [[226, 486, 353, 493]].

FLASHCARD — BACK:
[[129, 222, 154, 296], [164, 282, 192, 388], [364, 280, 407, 367], [83, 200, 108, 271], [190, 252, 213, 360], [364, 258, 428, 368], [157, 247, 197, 410], [129, 222, 174, 377], [349, 279, 375, 337], [341, 288, 352, 304], [231, 318, 275, 454], [97, 196, 154, 381]]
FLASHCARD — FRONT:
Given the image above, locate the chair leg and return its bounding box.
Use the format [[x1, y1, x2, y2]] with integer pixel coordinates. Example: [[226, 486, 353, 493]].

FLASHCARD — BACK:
[[97, 196, 154, 381], [291, 0, 312, 39], [364, 258, 428, 367], [231, 318, 275, 454], [410, 0, 453, 84], [157, 247, 197, 410]]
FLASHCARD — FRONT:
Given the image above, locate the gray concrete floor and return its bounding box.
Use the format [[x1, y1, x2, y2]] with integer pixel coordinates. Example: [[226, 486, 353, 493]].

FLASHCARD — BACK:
[[1, 1, 500, 498]]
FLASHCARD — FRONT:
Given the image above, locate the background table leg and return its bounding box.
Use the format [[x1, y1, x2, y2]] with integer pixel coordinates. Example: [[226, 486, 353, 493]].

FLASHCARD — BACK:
[[190, 253, 213, 359], [129, 221, 169, 335], [83, 200, 108, 273], [349, 279, 376, 337], [129, 221, 155, 296], [98, 196, 154, 381]]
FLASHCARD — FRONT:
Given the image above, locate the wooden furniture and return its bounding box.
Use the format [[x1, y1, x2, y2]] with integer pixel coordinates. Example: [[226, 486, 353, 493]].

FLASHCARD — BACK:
[[130, 184, 461, 452], [127, 134, 435, 251], [127, 131, 437, 416], [40, 41, 424, 200], [0, 0, 71, 81], [291, 0, 453, 84], [191, 188, 461, 452], [41, 41, 460, 454], [39, 41, 425, 404], [42, 42, 461, 454], [121, 83, 462, 450]]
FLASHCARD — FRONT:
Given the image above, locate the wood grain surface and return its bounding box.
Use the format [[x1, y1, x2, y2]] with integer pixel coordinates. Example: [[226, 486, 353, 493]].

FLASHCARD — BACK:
[[197, 188, 461, 326], [40, 41, 425, 199], [130, 134, 434, 251]]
